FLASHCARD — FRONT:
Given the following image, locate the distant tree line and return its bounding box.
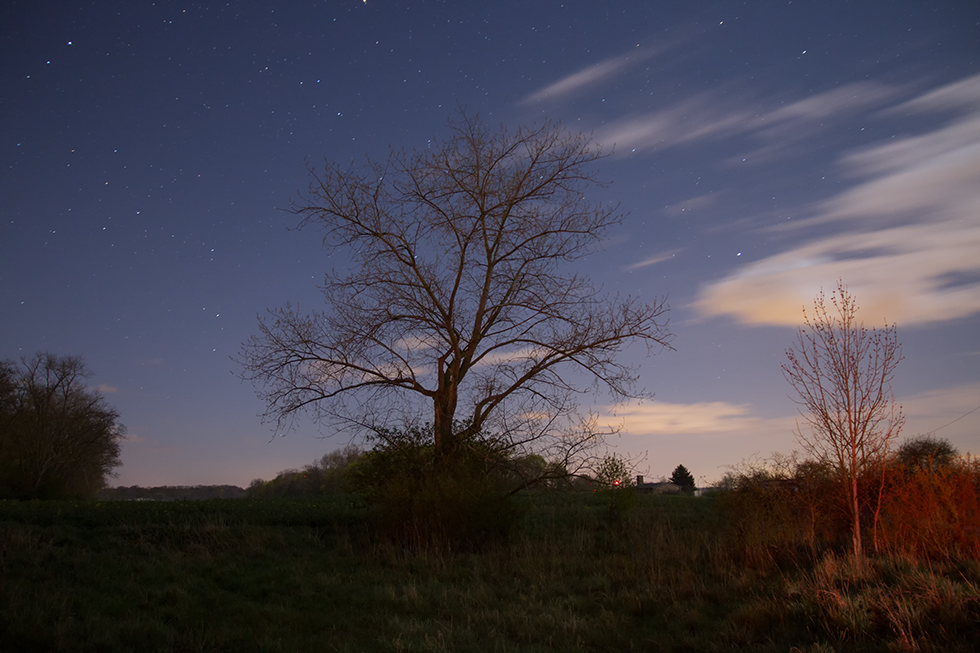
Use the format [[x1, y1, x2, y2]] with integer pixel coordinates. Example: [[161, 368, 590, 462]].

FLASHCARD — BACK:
[[0, 353, 123, 499], [247, 445, 364, 498], [98, 485, 247, 501]]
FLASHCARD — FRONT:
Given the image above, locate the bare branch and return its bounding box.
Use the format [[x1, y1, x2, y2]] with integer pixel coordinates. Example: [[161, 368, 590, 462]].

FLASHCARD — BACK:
[[238, 112, 673, 467], [782, 280, 904, 558]]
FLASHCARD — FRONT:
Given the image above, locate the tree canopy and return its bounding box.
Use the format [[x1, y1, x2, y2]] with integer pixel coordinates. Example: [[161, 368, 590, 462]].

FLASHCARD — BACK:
[[239, 113, 672, 478], [0, 353, 124, 499], [895, 435, 958, 474]]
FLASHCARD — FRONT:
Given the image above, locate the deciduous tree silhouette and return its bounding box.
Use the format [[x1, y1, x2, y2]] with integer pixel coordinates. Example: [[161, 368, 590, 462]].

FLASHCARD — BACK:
[[782, 281, 904, 558], [895, 435, 957, 474], [0, 353, 124, 499], [240, 113, 672, 477]]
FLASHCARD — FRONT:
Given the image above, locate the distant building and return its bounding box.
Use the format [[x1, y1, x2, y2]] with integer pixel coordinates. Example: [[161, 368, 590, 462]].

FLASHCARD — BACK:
[[635, 476, 682, 494]]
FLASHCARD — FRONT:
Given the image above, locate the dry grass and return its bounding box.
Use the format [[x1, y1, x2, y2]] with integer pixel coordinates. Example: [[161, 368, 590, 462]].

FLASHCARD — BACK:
[[0, 493, 977, 651]]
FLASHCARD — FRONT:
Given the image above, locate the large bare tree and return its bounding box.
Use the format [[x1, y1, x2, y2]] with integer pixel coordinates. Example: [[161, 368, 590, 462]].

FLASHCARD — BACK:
[[240, 114, 672, 472], [782, 281, 904, 558]]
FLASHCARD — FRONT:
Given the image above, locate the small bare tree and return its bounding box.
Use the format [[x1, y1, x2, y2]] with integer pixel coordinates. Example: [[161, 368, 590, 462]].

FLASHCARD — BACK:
[[239, 113, 672, 478], [782, 281, 904, 558]]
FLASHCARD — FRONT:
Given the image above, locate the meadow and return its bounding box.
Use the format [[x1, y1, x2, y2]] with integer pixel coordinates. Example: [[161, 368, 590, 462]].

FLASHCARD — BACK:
[[0, 492, 977, 652]]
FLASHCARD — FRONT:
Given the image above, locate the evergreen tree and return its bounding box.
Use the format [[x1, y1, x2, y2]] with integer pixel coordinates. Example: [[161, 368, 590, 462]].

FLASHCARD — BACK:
[[669, 464, 696, 492]]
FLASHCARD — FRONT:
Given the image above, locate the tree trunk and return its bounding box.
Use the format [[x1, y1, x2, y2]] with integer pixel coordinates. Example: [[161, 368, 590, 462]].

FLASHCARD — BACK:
[[851, 472, 863, 559], [433, 358, 459, 465]]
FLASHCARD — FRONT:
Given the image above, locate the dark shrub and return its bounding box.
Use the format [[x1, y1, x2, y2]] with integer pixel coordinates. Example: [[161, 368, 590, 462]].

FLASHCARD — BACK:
[[720, 456, 850, 566], [347, 424, 525, 550]]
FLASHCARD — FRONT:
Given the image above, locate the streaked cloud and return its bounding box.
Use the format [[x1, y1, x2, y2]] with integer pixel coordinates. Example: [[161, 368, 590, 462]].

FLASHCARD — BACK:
[[663, 194, 719, 216], [901, 383, 980, 443], [695, 221, 980, 326], [897, 383, 980, 460], [93, 383, 119, 393], [627, 249, 679, 271], [761, 82, 901, 136], [888, 73, 980, 116], [591, 94, 754, 155], [589, 81, 903, 158], [522, 57, 635, 104], [521, 44, 673, 105], [608, 399, 766, 435], [696, 74, 980, 327]]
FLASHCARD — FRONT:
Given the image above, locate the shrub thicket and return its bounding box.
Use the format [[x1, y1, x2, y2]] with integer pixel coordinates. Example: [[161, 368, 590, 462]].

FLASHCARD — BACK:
[[721, 440, 980, 563], [720, 455, 843, 565], [346, 423, 525, 549], [591, 454, 638, 519], [878, 455, 980, 559]]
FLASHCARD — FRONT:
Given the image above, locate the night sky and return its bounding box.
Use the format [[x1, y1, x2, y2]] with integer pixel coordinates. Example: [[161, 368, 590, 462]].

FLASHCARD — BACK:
[[3, 1, 979, 488]]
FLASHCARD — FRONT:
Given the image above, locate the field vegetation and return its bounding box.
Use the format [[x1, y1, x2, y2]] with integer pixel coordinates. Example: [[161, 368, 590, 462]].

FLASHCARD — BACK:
[[2, 443, 978, 653]]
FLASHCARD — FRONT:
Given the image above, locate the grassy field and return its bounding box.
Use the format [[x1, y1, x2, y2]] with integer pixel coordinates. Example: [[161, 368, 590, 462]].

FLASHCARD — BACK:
[[1, 493, 977, 652]]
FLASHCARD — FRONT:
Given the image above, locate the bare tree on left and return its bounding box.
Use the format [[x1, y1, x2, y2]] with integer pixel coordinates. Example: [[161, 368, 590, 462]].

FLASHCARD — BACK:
[[0, 353, 124, 499]]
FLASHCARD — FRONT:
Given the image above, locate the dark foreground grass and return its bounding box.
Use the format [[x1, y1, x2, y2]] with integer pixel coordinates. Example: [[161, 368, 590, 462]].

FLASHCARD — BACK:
[[1, 494, 977, 652]]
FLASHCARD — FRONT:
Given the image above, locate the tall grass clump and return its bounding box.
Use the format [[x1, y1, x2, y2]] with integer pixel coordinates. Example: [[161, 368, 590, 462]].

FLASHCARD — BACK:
[[787, 552, 980, 652]]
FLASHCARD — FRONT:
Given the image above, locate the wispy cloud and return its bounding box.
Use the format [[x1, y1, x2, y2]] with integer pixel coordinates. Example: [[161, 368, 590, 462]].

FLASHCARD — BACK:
[[601, 399, 801, 481], [520, 45, 670, 105], [590, 81, 903, 159], [695, 221, 980, 326], [602, 384, 980, 483], [762, 82, 902, 136], [696, 74, 980, 327], [609, 400, 765, 435], [901, 382, 980, 441], [591, 94, 753, 155], [897, 382, 980, 460], [627, 249, 680, 271], [522, 57, 634, 104], [94, 383, 118, 393], [663, 194, 719, 216]]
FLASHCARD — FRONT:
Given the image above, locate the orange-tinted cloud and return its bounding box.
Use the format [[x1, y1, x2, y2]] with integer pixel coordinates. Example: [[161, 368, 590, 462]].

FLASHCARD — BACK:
[[696, 75, 980, 327]]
